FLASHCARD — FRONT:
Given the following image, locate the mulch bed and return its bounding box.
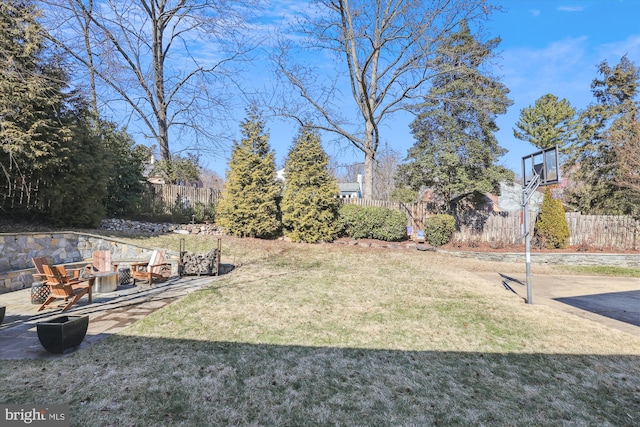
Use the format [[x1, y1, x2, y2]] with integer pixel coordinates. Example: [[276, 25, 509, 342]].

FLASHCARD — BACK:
[[2, 218, 637, 254]]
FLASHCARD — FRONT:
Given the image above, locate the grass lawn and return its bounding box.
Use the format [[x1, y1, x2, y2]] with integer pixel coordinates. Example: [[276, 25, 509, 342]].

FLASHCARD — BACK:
[[1, 234, 639, 426]]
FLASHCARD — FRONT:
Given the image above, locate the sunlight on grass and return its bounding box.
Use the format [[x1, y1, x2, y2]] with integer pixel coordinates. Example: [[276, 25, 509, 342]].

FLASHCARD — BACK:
[[1, 235, 639, 426], [555, 265, 640, 277], [119, 236, 639, 356]]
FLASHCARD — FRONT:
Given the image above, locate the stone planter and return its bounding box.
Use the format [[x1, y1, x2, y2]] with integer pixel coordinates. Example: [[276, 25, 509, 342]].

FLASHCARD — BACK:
[[37, 315, 89, 354], [0, 305, 5, 325]]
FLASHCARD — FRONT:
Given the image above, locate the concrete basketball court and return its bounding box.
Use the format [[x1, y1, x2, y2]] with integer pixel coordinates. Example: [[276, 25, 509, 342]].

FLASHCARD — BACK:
[[476, 272, 640, 338]]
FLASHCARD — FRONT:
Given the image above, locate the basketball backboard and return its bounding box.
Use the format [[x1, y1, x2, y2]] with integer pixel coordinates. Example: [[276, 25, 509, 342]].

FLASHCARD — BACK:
[[522, 146, 560, 187]]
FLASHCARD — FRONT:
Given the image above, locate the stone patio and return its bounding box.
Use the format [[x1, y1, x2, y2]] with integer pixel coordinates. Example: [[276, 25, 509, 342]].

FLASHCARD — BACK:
[[0, 274, 221, 360]]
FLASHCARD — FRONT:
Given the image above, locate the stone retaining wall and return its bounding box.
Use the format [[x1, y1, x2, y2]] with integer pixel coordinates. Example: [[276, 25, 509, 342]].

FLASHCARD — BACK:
[[99, 219, 224, 236], [438, 249, 640, 268], [0, 232, 178, 293]]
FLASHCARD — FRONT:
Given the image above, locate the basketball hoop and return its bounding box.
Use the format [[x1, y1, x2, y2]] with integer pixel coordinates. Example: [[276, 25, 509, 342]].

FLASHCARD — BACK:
[[520, 145, 561, 305], [522, 145, 560, 187]]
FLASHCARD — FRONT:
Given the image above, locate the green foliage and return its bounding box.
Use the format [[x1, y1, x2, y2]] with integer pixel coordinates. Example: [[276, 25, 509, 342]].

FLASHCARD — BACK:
[[170, 198, 218, 224], [423, 214, 456, 247], [0, 1, 132, 227], [611, 116, 640, 219], [216, 107, 281, 238], [134, 195, 173, 223], [335, 204, 361, 236], [192, 201, 216, 223], [566, 56, 640, 216], [396, 22, 514, 208], [103, 123, 146, 218], [535, 188, 570, 249], [0, 0, 58, 171], [35, 98, 112, 227], [513, 93, 579, 151], [151, 153, 201, 185], [390, 187, 419, 203], [281, 126, 339, 243], [169, 194, 194, 223], [337, 204, 407, 242]]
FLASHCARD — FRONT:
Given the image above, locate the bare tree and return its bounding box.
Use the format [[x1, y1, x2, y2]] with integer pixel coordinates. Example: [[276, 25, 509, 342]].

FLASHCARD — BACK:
[[372, 143, 401, 201], [274, 0, 497, 198], [199, 167, 224, 190], [42, 0, 261, 161], [612, 116, 640, 197], [330, 159, 363, 183]]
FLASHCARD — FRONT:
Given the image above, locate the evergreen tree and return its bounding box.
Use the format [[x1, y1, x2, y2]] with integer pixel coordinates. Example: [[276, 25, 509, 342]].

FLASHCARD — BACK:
[[281, 126, 340, 243], [102, 122, 147, 218], [217, 107, 281, 238], [0, 0, 62, 173], [151, 153, 201, 185], [567, 56, 640, 216], [43, 98, 112, 227], [513, 93, 580, 151], [0, 0, 112, 226], [611, 115, 640, 218], [535, 187, 570, 249], [395, 22, 513, 208]]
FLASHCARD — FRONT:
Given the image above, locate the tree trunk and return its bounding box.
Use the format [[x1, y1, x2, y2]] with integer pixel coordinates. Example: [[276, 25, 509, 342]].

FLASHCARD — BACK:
[[153, 16, 170, 162], [362, 116, 377, 199], [363, 151, 374, 199]]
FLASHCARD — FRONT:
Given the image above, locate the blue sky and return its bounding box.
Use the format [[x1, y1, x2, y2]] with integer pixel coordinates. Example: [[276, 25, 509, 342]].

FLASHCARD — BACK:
[[196, 0, 640, 179]]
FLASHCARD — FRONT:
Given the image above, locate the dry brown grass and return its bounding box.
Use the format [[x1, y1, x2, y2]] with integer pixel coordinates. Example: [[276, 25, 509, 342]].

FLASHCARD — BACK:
[[1, 235, 639, 426]]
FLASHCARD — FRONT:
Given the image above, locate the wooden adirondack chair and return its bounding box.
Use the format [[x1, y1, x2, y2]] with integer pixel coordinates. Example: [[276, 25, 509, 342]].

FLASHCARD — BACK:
[[85, 250, 118, 275], [85, 250, 120, 293], [131, 249, 171, 286], [31, 256, 51, 284], [32, 256, 81, 284], [38, 265, 93, 312]]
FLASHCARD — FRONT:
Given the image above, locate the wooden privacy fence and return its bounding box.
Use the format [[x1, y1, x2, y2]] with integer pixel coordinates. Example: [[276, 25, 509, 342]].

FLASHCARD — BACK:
[[565, 212, 639, 249], [340, 198, 640, 250], [142, 183, 221, 212], [340, 198, 436, 231]]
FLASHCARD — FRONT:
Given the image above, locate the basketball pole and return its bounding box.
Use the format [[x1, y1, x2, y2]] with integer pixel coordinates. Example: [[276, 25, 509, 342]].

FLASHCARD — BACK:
[[522, 173, 540, 305], [521, 145, 559, 305]]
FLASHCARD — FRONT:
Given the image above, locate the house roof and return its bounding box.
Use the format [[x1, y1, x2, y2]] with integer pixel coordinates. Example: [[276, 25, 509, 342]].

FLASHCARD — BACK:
[[338, 183, 360, 193]]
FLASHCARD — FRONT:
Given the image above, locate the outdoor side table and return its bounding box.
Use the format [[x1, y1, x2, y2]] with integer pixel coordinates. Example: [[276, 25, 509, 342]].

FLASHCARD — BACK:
[[31, 281, 51, 304], [118, 267, 131, 285]]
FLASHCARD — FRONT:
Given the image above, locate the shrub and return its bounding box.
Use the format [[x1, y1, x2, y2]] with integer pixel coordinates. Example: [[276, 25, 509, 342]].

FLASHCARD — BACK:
[[281, 126, 340, 243], [390, 187, 419, 203], [216, 107, 281, 239], [423, 214, 456, 246], [337, 204, 407, 241], [535, 187, 570, 249], [192, 201, 216, 223], [336, 203, 363, 236]]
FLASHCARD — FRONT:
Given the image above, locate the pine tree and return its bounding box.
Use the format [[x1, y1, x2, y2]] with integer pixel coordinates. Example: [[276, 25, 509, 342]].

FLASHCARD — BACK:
[[566, 56, 640, 216], [395, 21, 513, 208], [281, 126, 339, 243], [217, 107, 281, 238], [535, 188, 570, 249], [0, 0, 112, 226], [611, 115, 640, 218], [0, 0, 62, 171], [102, 122, 147, 218], [513, 93, 580, 151]]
